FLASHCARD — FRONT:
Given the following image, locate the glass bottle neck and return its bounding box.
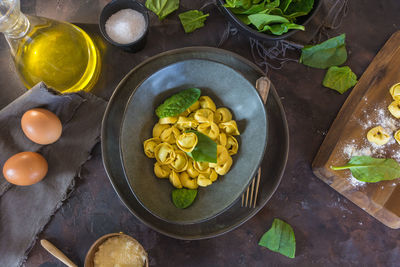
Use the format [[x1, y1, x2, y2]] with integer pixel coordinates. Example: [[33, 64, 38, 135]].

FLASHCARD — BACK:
[[3, 12, 30, 39]]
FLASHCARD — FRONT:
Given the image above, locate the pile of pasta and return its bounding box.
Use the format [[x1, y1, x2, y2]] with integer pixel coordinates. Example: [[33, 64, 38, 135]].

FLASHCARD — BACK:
[[143, 96, 240, 189]]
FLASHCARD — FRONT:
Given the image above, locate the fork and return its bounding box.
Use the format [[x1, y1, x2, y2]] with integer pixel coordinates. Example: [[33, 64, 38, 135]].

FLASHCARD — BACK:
[[241, 76, 271, 208]]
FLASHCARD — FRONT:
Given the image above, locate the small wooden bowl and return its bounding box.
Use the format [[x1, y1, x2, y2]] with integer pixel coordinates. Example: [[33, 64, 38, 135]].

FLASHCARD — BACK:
[[84, 233, 148, 267]]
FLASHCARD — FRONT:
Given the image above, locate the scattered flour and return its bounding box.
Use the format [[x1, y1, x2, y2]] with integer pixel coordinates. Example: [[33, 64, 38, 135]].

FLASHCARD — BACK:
[[342, 105, 400, 188]]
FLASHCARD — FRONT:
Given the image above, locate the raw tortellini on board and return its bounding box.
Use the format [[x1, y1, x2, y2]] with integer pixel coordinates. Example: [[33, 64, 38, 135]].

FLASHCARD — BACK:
[[366, 83, 400, 146], [143, 96, 240, 189]]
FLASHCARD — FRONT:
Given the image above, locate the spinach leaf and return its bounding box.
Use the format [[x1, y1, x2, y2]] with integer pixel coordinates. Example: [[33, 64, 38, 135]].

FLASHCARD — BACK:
[[322, 66, 358, 94], [280, 0, 292, 12], [156, 88, 201, 118], [178, 10, 209, 33], [259, 218, 296, 259], [300, 34, 347, 69], [266, 22, 304, 35], [237, 14, 251, 25], [229, 2, 267, 15], [248, 13, 289, 30], [285, 0, 314, 16], [186, 131, 217, 163], [265, 0, 281, 9], [145, 0, 179, 20], [331, 156, 400, 183], [172, 188, 197, 209], [224, 0, 252, 9]]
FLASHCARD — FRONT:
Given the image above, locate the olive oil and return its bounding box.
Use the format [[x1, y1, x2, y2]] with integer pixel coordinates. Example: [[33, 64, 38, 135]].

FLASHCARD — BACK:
[[14, 18, 100, 93]]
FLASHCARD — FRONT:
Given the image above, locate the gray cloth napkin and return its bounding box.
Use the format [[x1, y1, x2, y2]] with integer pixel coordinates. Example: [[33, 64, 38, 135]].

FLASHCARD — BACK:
[[0, 82, 107, 267]]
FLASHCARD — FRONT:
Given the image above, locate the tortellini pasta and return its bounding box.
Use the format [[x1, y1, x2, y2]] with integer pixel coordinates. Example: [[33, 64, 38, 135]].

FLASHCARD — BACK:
[[154, 162, 171, 178], [226, 135, 239, 155], [395, 130, 400, 145], [219, 120, 240, 136], [143, 94, 240, 189], [176, 132, 198, 152], [367, 126, 390, 146], [143, 137, 160, 158], [199, 96, 216, 111], [215, 107, 232, 123], [390, 83, 400, 101], [388, 100, 400, 119], [154, 143, 176, 165], [170, 150, 188, 172], [197, 122, 220, 140]]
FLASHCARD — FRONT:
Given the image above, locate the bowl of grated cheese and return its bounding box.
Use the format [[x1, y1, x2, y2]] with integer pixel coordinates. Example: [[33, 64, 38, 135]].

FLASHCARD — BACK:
[[85, 232, 148, 267], [99, 0, 149, 52]]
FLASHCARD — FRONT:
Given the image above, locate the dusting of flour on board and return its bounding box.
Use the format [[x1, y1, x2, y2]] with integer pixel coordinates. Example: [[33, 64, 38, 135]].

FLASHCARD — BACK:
[[342, 104, 400, 188]]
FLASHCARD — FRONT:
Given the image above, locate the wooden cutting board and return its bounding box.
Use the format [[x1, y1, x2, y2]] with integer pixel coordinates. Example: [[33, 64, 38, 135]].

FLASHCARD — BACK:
[[312, 31, 400, 229]]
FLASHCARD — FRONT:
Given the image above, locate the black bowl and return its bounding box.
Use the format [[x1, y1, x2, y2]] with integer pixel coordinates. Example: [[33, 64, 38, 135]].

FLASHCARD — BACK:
[[99, 0, 149, 52], [217, 0, 322, 41]]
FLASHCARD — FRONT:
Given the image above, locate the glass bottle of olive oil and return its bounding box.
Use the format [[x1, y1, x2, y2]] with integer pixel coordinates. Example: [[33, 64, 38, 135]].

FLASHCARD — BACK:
[[0, 0, 100, 93]]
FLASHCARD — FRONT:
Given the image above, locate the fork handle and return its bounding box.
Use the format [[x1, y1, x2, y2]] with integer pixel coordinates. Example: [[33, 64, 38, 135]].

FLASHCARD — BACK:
[[256, 77, 271, 104]]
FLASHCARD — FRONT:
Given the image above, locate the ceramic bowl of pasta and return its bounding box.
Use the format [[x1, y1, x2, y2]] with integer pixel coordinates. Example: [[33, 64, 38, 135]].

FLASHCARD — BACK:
[[120, 59, 267, 224]]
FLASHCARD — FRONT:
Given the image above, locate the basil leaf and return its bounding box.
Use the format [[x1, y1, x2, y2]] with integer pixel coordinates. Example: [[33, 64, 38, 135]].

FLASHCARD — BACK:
[[186, 131, 217, 163], [300, 34, 347, 69], [331, 156, 400, 183], [259, 218, 296, 259], [322, 66, 358, 94], [172, 188, 197, 209], [145, 0, 179, 20], [178, 10, 209, 33], [156, 88, 201, 118]]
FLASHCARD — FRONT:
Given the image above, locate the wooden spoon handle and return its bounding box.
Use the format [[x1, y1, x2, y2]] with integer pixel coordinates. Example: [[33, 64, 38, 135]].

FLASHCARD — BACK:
[[256, 76, 271, 104], [40, 239, 78, 267]]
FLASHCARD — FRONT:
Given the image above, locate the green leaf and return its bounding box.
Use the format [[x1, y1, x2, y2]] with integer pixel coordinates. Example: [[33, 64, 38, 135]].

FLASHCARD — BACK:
[[265, 0, 281, 9], [265, 22, 304, 35], [259, 218, 296, 259], [285, 0, 314, 16], [224, 0, 252, 9], [229, 2, 267, 14], [172, 188, 197, 209], [178, 10, 209, 33], [248, 13, 289, 30], [155, 88, 201, 118], [186, 131, 217, 163], [300, 34, 348, 69], [322, 66, 358, 94], [331, 156, 400, 183], [280, 0, 292, 12], [237, 14, 251, 25], [145, 0, 179, 20]]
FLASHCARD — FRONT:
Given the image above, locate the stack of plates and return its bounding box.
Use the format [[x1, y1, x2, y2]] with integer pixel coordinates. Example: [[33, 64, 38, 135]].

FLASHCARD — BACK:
[[101, 47, 289, 240]]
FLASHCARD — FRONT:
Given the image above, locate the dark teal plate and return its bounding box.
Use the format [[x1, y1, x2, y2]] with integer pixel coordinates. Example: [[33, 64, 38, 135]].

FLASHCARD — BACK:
[[101, 47, 288, 239], [120, 59, 267, 224]]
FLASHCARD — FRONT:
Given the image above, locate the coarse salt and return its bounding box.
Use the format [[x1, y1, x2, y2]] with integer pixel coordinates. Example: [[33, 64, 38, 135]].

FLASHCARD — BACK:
[[105, 9, 146, 44]]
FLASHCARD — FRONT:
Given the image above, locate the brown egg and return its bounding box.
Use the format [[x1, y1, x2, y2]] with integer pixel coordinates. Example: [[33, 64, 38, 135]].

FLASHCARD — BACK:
[[3, 152, 48, 186], [21, 108, 62, 145]]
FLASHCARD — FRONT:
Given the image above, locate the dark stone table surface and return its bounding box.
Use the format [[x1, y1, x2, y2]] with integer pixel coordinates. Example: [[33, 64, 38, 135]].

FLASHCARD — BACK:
[[1, 0, 399, 266]]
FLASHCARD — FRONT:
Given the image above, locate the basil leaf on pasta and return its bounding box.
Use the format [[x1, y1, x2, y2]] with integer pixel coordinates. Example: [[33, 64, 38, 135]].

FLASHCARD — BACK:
[[186, 131, 217, 163], [156, 88, 201, 118]]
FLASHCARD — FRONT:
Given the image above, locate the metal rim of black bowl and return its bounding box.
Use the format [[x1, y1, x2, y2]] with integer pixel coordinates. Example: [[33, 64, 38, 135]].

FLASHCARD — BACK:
[[101, 47, 290, 240], [216, 0, 323, 41], [99, 0, 150, 52]]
